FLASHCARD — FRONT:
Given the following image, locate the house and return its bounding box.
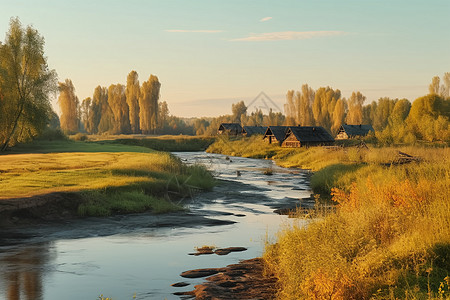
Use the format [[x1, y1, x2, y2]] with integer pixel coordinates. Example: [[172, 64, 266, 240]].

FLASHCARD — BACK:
[[335, 124, 374, 140], [242, 126, 267, 137], [218, 123, 243, 135], [281, 126, 335, 148], [263, 126, 289, 144]]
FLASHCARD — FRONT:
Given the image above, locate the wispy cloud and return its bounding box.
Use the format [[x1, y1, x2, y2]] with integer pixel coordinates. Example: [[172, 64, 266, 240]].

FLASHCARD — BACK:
[[165, 29, 224, 33], [231, 31, 347, 41], [260, 16, 272, 22]]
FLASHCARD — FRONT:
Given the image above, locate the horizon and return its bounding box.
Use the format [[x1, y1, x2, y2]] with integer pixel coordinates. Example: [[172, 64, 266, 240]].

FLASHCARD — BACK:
[[1, 0, 449, 117]]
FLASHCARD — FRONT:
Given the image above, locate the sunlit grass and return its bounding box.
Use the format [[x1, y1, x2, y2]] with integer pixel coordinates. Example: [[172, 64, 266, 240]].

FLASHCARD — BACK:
[[263, 147, 450, 299], [0, 141, 215, 216]]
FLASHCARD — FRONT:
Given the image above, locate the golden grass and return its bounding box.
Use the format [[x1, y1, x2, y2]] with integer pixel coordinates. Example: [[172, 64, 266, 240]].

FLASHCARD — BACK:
[[207, 138, 450, 298], [263, 148, 450, 299], [0, 152, 163, 198]]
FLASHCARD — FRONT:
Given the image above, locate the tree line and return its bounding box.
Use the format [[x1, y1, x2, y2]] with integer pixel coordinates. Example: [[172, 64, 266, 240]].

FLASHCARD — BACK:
[[59, 72, 163, 135], [283, 75, 449, 143]]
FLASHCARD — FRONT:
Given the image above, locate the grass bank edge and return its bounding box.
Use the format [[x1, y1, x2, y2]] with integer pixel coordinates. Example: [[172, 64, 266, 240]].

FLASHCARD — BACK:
[[0, 140, 216, 217]]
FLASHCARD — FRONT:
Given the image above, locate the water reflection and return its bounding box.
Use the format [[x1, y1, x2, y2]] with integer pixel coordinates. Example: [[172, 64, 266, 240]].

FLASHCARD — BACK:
[[0, 243, 53, 300]]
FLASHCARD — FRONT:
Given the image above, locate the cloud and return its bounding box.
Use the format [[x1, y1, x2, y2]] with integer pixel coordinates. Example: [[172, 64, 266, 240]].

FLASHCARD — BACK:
[[231, 31, 347, 41], [165, 29, 224, 33], [260, 17, 272, 22]]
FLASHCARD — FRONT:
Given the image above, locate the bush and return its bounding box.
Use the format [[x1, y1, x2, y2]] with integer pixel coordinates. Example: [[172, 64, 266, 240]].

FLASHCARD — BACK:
[[70, 133, 88, 141]]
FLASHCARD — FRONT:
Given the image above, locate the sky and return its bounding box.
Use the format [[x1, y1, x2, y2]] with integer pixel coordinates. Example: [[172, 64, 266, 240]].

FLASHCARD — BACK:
[[1, 0, 449, 117]]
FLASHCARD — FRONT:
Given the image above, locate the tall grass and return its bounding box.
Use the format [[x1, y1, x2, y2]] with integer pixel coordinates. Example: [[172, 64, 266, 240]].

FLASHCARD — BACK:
[[264, 147, 450, 299]]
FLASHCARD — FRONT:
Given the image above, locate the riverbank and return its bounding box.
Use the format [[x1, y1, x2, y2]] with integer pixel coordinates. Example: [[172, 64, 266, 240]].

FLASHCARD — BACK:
[[206, 138, 450, 299], [0, 139, 215, 227]]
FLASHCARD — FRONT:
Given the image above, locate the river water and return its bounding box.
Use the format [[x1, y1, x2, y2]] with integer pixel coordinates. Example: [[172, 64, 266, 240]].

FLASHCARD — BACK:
[[0, 152, 311, 300]]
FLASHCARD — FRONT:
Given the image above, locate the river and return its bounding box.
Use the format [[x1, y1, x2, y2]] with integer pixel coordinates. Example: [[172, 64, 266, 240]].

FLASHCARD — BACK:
[[0, 152, 311, 300]]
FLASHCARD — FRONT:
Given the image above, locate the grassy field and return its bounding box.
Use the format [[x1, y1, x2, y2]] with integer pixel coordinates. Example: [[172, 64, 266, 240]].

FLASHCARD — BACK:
[[206, 138, 450, 299], [86, 134, 215, 152], [1, 140, 215, 216]]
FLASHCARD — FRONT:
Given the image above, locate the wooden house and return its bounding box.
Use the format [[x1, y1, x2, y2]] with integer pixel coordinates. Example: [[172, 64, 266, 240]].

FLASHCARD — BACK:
[[263, 126, 289, 144], [218, 123, 243, 135], [242, 126, 267, 137], [335, 124, 374, 140], [281, 126, 335, 147]]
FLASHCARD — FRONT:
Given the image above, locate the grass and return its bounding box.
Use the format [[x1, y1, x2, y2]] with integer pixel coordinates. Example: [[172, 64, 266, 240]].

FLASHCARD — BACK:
[[206, 138, 450, 299], [0, 140, 215, 216], [87, 134, 215, 152], [264, 148, 450, 299]]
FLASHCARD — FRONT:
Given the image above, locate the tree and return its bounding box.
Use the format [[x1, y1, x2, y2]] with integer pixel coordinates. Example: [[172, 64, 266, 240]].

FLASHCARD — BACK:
[[284, 90, 296, 125], [407, 94, 449, 142], [58, 79, 79, 133], [231, 101, 247, 123], [81, 97, 92, 133], [108, 83, 130, 134], [298, 84, 315, 126], [345, 91, 365, 125], [313, 86, 340, 131], [158, 100, 169, 130], [126, 70, 140, 133], [0, 18, 57, 150], [139, 75, 160, 134], [331, 98, 346, 134], [441, 72, 450, 98], [429, 76, 440, 95], [94, 86, 113, 134]]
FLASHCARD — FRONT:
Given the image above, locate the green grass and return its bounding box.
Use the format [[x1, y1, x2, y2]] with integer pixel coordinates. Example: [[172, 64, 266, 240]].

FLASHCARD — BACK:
[[87, 134, 215, 152], [0, 140, 215, 217]]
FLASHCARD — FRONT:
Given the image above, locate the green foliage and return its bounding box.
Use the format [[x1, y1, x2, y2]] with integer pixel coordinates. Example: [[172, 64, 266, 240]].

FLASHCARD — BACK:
[[0, 17, 58, 150]]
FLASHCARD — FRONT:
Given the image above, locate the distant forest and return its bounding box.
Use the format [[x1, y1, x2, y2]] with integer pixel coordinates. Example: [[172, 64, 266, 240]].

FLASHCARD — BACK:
[[0, 18, 449, 151], [61, 72, 449, 145]]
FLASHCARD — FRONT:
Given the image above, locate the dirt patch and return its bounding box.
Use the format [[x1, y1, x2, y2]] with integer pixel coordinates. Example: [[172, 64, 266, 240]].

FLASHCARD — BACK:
[[0, 192, 83, 227], [175, 258, 277, 299]]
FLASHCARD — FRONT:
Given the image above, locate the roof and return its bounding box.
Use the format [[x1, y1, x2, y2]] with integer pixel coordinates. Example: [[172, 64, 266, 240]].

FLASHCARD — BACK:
[[340, 124, 374, 136], [218, 123, 243, 131], [264, 126, 289, 141], [242, 126, 267, 136], [286, 126, 335, 143]]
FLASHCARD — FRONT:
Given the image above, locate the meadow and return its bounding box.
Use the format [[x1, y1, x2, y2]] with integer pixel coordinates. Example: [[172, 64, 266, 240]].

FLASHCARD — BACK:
[[207, 137, 450, 299], [1, 139, 215, 216]]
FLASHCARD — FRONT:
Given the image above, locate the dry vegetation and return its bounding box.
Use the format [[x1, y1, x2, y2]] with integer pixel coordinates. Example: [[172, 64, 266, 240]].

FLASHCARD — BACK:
[[206, 138, 450, 299]]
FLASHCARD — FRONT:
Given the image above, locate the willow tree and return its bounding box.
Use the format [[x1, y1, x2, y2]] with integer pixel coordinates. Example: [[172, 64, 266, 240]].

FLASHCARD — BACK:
[[126, 71, 140, 133], [108, 83, 130, 134], [139, 75, 160, 134], [58, 79, 79, 133], [0, 18, 57, 150]]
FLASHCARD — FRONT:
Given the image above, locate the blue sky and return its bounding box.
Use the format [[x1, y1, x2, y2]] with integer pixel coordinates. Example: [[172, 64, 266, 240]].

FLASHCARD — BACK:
[[1, 0, 449, 117]]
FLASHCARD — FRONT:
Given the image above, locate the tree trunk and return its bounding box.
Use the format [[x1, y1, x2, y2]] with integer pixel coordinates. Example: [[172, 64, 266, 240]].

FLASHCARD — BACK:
[[0, 101, 24, 151]]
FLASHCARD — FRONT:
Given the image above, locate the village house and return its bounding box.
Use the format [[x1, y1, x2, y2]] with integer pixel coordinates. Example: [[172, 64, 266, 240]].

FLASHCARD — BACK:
[[263, 126, 289, 145], [218, 123, 243, 135], [281, 126, 335, 148], [242, 126, 267, 137], [335, 124, 374, 140]]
